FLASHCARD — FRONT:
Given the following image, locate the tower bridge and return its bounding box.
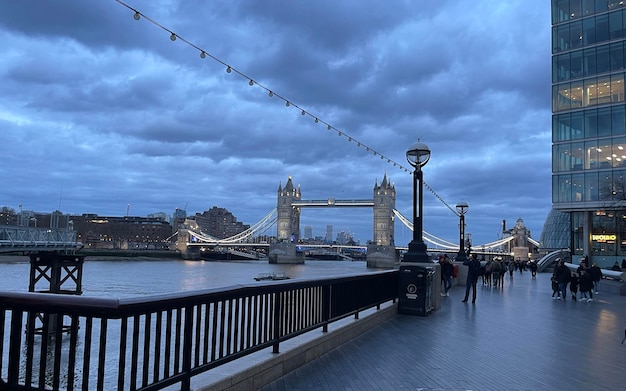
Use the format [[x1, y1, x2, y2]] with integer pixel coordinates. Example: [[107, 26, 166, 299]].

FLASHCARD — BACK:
[[178, 175, 537, 266]]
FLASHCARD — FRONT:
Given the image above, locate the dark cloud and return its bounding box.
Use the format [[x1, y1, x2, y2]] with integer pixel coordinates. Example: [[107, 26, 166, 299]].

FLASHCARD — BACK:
[[0, 1, 553, 247]]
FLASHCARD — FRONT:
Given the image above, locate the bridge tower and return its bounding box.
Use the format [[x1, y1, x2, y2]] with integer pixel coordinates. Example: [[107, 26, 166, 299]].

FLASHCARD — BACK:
[[277, 176, 301, 241], [373, 174, 396, 246]]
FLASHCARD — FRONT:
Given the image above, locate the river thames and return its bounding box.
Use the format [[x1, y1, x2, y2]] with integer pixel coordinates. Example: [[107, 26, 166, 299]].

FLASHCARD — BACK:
[[0, 257, 378, 297]]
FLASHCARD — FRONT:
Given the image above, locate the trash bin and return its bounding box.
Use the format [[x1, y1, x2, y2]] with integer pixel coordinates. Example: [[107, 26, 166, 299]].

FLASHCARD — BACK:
[[397, 264, 434, 316]]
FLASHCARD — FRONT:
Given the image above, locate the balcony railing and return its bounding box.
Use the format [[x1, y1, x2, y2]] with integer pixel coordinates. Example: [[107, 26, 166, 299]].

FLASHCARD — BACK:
[[0, 270, 398, 390]]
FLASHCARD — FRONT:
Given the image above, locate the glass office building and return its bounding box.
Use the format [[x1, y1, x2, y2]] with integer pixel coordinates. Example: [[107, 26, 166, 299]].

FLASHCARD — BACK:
[[552, 0, 626, 267]]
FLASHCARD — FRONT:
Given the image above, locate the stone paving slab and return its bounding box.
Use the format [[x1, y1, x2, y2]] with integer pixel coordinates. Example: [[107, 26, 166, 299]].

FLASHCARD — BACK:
[[260, 272, 626, 391]]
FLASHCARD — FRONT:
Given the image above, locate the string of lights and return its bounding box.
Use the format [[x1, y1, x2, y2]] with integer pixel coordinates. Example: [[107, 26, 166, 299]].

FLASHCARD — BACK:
[[113, 0, 458, 216]]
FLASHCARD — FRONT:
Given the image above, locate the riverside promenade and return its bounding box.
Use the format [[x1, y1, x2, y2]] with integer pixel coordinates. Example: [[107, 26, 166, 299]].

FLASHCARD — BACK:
[[256, 271, 626, 391]]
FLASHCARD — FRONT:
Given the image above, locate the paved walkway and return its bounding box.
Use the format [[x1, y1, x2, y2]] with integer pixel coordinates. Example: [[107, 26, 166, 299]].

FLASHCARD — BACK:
[[259, 271, 626, 391]]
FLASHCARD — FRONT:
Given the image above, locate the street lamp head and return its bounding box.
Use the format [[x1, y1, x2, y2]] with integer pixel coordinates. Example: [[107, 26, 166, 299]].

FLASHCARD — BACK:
[[406, 141, 430, 169], [456, 201, 469, 215]]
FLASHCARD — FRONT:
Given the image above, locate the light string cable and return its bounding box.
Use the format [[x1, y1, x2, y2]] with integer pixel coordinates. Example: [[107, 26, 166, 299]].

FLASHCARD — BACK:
[[114, 0, 457, 215]]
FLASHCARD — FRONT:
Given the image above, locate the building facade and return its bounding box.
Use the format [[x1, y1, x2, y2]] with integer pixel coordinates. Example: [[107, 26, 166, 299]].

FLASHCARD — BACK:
[[194, 206, 250, 239], [71, 214, 173, 250], [552, 0, 626, 266]]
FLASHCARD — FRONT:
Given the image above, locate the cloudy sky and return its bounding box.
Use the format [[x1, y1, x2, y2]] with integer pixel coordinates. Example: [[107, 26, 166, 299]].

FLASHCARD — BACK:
[[0, 1, 552, 248]]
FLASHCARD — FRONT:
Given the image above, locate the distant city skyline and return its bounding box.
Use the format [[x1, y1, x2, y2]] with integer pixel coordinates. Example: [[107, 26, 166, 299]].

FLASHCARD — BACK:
[[1, 201, 525, 248]]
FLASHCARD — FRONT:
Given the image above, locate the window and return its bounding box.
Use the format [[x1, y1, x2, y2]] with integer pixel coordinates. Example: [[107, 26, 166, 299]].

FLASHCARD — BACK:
[[611, 73, 625, 102], [596, 14, 610, 43], [612, 137, 626, 167], [559, 175, 572, 202], [571, 20, 584, 49], [552, 0, 570, 24], [584, 47, 597, 76], [597, 45, 611, 75], [585, 171, 599, 200], [610, 42, 624, 71], [597, 107, 612, 136], [612, 105, 626, 135], [585, 108, 598, 137], [573, 173, 585, 201], [610, 9, 624, 38]]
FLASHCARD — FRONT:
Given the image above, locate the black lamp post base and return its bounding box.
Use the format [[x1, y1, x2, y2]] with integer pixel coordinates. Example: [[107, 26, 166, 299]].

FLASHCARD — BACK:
[[456, 251, 467, 263], [403, 240, 430, 263]]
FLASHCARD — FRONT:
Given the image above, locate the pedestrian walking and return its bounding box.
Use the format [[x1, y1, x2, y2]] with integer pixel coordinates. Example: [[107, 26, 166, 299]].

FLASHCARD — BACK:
[[590, 262, 602, 294], [579, 270, 594, 302], [441, 255, 454, 297], [551, 275, 560, 299], [554, 259, 571, 301], [462, 254, 481, 304]]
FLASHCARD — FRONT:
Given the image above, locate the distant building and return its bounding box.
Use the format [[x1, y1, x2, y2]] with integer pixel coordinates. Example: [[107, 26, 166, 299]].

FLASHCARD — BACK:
[[304, 225, 313, 239], [551, 2, 626, 267], [148, 212, 170, 223], [194, 206, 249, 240], [336, 231, 354, 245], [325, 225, 333, 243], [71, 214, 173, 250], [0, 207, 16, 225]]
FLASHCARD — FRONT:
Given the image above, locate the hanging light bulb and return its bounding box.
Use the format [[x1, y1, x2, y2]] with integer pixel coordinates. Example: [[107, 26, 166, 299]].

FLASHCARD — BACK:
[[249, 79, 254, 86], [226, 66, 232, 73], [314, 118, 319, 123], [133, 12, 141, 20], [200, 51, 206, 59], [301, 110, 305, 116], [268, 91, 273, 97], [285, 101, 290, 107], [170, 33, 177, 41], [327, 125, 331, 130], [348, 137, 352, 142], [338, 131, 342, 136]]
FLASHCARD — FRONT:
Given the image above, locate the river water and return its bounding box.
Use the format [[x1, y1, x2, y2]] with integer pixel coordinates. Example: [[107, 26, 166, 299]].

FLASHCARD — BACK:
[[0, 257, 377, 297]]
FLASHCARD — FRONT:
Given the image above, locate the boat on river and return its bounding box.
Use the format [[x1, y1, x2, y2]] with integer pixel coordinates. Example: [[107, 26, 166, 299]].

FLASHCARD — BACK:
[[254, 272, 290, 281]]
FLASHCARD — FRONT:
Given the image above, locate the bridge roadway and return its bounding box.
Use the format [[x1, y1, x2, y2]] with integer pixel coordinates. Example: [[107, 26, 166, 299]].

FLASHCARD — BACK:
[[200, 272, 626, 390]]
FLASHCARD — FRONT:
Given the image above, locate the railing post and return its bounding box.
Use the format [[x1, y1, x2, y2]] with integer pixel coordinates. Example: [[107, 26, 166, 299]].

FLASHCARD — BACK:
[[272, 292, 282, 353], [181, 305, 194, 391], [7, 310, 23, 387], [322, 284, 330, 332]]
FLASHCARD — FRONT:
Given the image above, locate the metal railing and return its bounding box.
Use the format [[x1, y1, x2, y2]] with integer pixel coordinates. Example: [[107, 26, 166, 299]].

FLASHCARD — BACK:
[[0, 226, 78, 252], [0, 270, 398, 390]]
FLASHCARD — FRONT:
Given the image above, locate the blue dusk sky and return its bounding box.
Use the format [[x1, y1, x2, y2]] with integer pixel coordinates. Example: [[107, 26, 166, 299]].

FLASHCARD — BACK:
[[0, 1, 552, 248]]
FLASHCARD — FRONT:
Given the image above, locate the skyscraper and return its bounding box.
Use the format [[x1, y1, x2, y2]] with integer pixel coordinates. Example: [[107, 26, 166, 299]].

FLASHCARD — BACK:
[[551, 1, 626, 266]]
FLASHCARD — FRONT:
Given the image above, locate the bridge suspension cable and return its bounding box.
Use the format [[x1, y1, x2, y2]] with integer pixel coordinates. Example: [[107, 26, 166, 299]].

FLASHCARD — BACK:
[[188, 208, 277, 244]]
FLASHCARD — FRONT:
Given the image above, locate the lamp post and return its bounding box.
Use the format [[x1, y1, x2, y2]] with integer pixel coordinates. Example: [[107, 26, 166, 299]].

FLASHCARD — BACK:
[[456, 201, 468, 262], [403, 141, 431, 263]]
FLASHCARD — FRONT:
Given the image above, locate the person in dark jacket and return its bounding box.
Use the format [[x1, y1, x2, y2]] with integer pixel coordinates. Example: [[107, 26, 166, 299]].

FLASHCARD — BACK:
[[589, 262, 602, 294], [554, 259, 571, 301], [579, 270, 594, 302], [441, 255, 454, 297], [462, 254, 481, 303], [529, 261, 538, 278]]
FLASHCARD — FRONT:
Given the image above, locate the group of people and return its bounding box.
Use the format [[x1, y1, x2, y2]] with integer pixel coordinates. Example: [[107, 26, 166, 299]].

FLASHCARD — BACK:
[[551, 257, 603, 302], [437, 254, 536, 304]]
